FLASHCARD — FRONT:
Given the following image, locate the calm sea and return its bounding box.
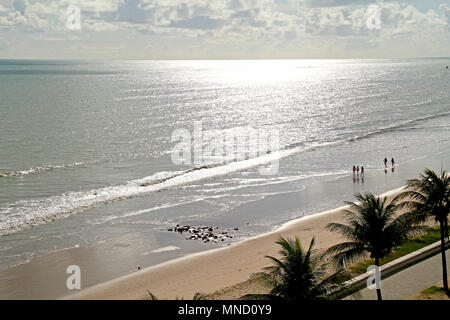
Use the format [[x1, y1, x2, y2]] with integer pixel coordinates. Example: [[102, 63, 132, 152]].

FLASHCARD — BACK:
[[0, 59, 449, 272]]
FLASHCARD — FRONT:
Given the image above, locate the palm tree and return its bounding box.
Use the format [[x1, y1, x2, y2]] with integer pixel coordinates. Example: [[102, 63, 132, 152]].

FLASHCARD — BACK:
[[394, 168, 449, 293], [241, 237, 346, 300], [324, 192, 424, 300]]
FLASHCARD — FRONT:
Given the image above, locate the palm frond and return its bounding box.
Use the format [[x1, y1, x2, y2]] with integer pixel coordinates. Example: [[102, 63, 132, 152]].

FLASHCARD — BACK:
[[146, 290, 159, 300], [239, 294, 284, 300], [326, 191, 424, 269], [193, 292, 207, 300]]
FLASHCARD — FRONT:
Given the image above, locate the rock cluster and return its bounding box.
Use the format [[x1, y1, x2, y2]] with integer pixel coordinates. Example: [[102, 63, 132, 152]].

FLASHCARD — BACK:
[[167, 225, 238, 243]]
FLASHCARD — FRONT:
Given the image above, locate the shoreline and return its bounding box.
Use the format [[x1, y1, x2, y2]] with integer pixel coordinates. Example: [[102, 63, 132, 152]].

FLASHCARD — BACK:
[[64, 185, 406, 300]]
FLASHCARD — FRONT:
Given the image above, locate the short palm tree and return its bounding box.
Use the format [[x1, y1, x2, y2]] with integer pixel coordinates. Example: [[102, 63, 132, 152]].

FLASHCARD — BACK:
[[394, 168, 449, 293], [241, 237, 346, 300], [324, 192, 424, 300]]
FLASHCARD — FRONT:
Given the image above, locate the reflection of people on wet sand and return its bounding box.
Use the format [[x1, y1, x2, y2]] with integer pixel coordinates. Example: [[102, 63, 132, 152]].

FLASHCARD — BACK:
[[352, 165, 364, 184], [392, 166, 395, 173]]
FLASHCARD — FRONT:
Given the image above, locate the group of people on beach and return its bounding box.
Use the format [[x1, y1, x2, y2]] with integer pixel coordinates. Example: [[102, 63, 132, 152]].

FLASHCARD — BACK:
[[352, 165, 364, 184], [352, 157, 396, 180], [384, 157, 395, 168], [352, 165, 364, 177], [384, 157, 396, 173]]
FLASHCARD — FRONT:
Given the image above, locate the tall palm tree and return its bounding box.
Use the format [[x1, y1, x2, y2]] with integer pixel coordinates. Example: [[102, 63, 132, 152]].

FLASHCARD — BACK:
[[395, 168, 449, 293], [324, 192, 424, 300], [241, 237, 346, 300]]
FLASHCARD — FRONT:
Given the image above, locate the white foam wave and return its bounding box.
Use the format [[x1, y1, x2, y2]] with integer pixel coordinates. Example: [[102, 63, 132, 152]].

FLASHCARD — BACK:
[[0, 143, 334, 235], [0, 162, 84, 178]]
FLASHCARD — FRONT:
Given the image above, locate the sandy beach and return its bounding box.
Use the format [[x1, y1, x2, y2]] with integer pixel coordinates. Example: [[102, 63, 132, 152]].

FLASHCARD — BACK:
[[64, 186, 405, 300]]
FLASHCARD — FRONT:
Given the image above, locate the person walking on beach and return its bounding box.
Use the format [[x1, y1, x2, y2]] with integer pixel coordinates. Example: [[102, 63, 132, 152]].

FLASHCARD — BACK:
[[356, 166, 360, 175], [353, 165, 356, 175], [384, 157, 388, 167], [391, 157, 395, 167], [361, 166, 365, 183]]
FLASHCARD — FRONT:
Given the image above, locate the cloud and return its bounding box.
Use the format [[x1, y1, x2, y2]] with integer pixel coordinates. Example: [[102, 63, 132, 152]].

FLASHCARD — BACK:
[[13, 0, 26, 15], [170, 16, 225, 29], [440, 3, 450, 27], [0, 12, 48, 32], [0, 0, 448, 58], [117, 0, 150, 23], [0, 4, 9, 13], [302, 0, 372, 8]]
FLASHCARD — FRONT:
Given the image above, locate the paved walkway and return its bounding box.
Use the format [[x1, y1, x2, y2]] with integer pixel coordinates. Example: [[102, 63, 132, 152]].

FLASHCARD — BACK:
[[346, 249, 449, 300]]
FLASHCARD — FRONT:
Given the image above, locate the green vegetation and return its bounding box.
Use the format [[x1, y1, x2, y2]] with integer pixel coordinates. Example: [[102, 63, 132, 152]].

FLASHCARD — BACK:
[[395, 168, 450, 293], [417, 285, 450, 300], [349, 227, 441, 275], [241, 237, 348, 300], [421, 286, 444, 296], [324, 192, 425, 300]]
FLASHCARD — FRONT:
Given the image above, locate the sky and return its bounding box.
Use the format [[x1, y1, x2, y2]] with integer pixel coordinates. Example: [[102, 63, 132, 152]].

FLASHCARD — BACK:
[[0, 0, 449, 59]]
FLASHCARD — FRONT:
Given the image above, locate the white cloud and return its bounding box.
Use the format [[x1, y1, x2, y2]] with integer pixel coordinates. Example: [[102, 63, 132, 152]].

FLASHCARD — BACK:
[[0, 0, 448, 58], [440, 3, 450, 29], [0, 4, 9, 13]]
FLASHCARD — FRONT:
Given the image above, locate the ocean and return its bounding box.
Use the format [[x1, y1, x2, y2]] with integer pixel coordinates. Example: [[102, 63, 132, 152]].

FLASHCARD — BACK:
[[0, 59, 449, 297]]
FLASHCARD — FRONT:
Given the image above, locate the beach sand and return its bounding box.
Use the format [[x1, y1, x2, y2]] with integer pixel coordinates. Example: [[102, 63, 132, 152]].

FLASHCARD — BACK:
[[64, 186, 405, 300]]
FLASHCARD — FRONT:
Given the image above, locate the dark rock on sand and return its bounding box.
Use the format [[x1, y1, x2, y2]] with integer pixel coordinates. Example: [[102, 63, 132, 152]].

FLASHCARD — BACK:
[[167, 224, 239, 244]]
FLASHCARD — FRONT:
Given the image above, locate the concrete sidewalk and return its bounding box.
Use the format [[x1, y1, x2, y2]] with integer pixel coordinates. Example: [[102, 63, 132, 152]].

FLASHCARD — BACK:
[[346, 249, 449, 300]]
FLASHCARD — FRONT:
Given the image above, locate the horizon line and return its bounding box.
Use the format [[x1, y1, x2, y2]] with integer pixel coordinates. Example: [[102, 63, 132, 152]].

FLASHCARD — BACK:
[[1, 56, 450, 61]]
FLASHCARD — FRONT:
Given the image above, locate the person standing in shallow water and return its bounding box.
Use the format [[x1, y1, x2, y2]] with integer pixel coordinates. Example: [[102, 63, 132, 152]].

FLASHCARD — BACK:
[[391, 157, 395, 167], [353, 165, 356, 175], [384, 157, 388, 167], [356, 166, 359, 175]]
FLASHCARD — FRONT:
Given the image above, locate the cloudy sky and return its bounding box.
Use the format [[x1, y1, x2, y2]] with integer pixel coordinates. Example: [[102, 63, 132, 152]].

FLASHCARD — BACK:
[[0, 0, 449, 59]]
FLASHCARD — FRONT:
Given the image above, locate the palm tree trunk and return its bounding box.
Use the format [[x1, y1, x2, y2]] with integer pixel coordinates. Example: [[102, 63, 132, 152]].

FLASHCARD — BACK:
[[439, 220, 449, 293], [445, 218, 449, 240], [374, 257, 382, 300]]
